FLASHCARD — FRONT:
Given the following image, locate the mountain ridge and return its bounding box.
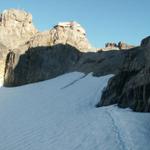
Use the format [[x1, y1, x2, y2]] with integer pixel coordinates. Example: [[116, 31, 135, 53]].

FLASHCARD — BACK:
[[0, 8, 150, 112]]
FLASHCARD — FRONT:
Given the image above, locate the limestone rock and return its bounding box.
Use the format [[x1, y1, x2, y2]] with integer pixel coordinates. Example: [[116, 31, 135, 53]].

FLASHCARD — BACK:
[[0, 9, 37, 85], [100, 41, 134, 51], [0, 43, 8, 85], [0, 9, 93, 86], [27, 21, 92, 52], [118, 41, 134, 50], [0, 9, 37, 49]]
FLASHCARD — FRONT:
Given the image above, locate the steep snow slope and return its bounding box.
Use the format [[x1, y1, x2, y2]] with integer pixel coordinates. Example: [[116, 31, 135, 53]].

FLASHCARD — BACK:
[[0, 72, 150, 150]]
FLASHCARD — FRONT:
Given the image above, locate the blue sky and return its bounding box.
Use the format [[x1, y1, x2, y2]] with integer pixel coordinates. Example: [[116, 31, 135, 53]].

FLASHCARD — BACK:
[[0, 0, 150, 47]]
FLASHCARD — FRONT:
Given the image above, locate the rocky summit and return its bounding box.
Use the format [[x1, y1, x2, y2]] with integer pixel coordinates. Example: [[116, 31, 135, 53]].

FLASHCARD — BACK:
[[99, 41, 134, 51], [0, 9, 150, 112], [0, 9, 93, 86], [27, 21, 92, 51], [0, 9, 131, 86], [0, 9, 37, 49]]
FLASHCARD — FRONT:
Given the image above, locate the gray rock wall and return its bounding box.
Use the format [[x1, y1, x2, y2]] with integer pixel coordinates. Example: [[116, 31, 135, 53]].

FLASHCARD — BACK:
[[97, 37, 150, 112], [4, 44, 81, 86]]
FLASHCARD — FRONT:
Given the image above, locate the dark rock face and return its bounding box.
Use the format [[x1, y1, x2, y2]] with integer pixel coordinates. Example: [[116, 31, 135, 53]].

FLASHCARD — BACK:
[[4, 44, 130, 87], [97, 45, 150, 112], [97, 69, 150, 112], [75, 50, 126, 76], [4, 45, 126, 86], [4, 44, 81, 86], [141, 36, 150, 48]]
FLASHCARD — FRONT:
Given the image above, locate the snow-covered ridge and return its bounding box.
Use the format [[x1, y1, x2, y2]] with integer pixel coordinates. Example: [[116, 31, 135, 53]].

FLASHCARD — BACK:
[[0, 72, 149, 150]]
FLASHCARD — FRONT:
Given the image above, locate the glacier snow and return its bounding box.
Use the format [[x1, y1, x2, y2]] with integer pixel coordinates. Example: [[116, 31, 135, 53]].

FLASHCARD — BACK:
[[0, 72, 150, 150]]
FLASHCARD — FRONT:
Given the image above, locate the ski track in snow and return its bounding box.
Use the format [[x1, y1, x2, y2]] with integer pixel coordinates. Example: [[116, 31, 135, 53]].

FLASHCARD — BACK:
[[105, 109, 127, 150], [60, 74, 87, 89], [0, 72, 150, 150]]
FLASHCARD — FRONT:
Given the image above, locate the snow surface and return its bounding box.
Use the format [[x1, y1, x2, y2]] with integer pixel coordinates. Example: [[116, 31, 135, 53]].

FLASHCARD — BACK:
[[0, 72, 150, 150]]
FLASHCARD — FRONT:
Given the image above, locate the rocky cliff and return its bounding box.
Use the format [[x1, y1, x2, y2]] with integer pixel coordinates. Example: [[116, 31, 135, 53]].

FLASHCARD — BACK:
[[1, 9, 150, 112], [96, 36, 150, 112], [0, 9, 37, 85], [0, 9, 137, 87], [4, 44, 81, 86], [27, 21, 92, 51], [1, 9, 131, 86], [0, 9, 37, 49], [0, 9, 91, 52], [4, 44, 127, 86], [0, 9, 93, 85]]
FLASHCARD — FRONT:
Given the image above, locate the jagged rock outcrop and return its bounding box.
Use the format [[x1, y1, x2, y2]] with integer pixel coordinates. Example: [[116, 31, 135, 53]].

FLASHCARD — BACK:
[[97, 68, 150, 112], [0, 9, 38, 85], [4, 44, 128, 86], [118, 41, 134, 50], [97, 37, 150, 112], [0, 9, 37, 49], [100, 42, 119, 51], [101, 41, 134, 51], [26, 21, 91, 52], [0, 9, 91, 52], [105, 42, 118, 49], [1, 9, 136, 88], [0, 9, 93, 85]]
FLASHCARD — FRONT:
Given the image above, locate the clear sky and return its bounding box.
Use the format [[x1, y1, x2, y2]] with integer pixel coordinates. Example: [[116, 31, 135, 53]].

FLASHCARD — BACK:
[[0, 0, 150, 47]]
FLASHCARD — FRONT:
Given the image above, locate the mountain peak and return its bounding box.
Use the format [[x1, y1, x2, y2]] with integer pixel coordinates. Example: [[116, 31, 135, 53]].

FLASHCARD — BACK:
[[0, 9, 37, 49], [56, 21, 86, 35], [27, 20, 92, 52]]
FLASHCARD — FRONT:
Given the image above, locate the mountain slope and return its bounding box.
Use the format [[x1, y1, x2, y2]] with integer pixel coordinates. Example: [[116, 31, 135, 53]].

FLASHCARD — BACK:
[[0, 72, 149, 150]]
